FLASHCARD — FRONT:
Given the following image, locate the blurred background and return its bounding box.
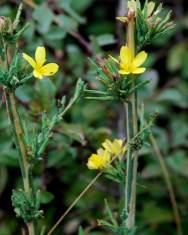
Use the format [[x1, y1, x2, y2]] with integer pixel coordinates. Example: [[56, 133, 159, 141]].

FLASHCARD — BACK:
[[0, 0, 187, 234]]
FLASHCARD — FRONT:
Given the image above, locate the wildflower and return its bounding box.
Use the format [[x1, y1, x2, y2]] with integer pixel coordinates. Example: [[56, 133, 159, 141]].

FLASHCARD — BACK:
[[87, 148, 111, 170], [23, 46, 59, 79], [110, 45, 147, 75], [102, 139, 125, 155]]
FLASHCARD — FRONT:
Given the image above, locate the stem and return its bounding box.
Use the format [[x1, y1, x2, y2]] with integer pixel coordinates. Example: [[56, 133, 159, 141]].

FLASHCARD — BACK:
[[5, 91, 36, 235], [46, 121, 151, 235], [3, 39, 35, 234], [47, 172, 103, 235], [149, 133, 183, 235], [124, 9, 138, 229]]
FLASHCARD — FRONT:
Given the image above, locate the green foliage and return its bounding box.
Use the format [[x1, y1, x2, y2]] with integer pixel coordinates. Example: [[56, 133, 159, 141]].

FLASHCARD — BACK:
[[85, 58, 149, 102], [11, 189, 43, 223], [0, 0, 187, 235], [98, 199, 136, 235], [0, 52, 33, 90], [134, 0, 174, 49]]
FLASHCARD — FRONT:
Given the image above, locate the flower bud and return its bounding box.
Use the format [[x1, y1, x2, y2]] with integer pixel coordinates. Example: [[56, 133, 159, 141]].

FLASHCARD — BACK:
[[0, 16, 6, 32]]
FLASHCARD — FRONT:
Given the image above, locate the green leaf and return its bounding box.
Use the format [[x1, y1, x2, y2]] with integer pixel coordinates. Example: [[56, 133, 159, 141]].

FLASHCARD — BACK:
[[40, 191, 54, 204], [166, 151, 188, 178], [167, 43, 185, 72], [78, 226, 85, 235], [57, 0, 86, 24], [44, 26, 67, 41], [0, 149, 19, 167], [33, 4, 54, 33], [55, 15, 78, 32], [73, 0, 95, 12], [141, 202, 173, 224], [96, 34, 116, 46]]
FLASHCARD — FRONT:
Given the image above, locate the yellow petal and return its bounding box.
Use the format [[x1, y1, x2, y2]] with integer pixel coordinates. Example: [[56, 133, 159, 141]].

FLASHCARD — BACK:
[[120, 45, 132, 66], [35, 46, 46, 67], [40, 63, 59, 76], [33, 70, 43, 79], [119, 69, 131, 75], [132, 67, 146, 74], [23, 53, 36, 68], [132, 51, 147, 68]]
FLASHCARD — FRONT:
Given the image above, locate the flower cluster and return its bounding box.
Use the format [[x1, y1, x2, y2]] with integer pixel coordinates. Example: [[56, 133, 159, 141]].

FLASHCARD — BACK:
[[87, 139, 125, 170]]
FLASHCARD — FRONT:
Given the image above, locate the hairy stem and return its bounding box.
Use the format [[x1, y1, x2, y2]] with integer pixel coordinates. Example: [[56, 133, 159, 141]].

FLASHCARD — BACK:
[[124, 9, 138, 229]]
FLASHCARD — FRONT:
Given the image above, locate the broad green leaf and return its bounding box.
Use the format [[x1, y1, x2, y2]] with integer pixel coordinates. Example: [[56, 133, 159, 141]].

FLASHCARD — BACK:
[[141, 202, 173, 224], [40, 191, 54, 204], [55, 15, 78, 32], [44, 26, 66, 41], [96, 34, 116, 46], [33, 4, 54, 33], [167, 43, 185, 72], [166, 151, 188, 177]]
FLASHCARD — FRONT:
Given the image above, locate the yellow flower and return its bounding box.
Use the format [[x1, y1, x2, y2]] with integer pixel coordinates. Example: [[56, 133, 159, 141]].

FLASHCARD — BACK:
[[110, 45, 147, 75], [102, 139, 125, 155], [87, 148, 111, 170], [23, 46, 59, 79]]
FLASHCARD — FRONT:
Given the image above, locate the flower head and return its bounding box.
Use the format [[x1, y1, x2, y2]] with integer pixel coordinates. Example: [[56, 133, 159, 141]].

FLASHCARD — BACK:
[[87, 148, 111, 170], [23, 46, 59, 79], [102, 139, 125, 155], [111, 45, 147, 75]]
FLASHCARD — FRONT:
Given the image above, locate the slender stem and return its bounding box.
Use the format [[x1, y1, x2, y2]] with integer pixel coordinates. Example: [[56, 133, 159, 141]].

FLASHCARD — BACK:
[[3, 40, 35, 234], [149, 133, 183, 235], [5, 91, 36, 235], [47, 172, 103, 235], [47, 120, 152, 235], [124, 9, 138, 229]]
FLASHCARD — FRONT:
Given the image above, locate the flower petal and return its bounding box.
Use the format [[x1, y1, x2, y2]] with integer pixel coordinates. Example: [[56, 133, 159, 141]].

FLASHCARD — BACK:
[[132, 67, 146, 74], [33, 70, 43, 79], [35, 46, 46, 67], [120, 45, 132, 65], [40, 63, 59, 76], [119, 69, 130, 75], [132, 51, 147, 68], [23, 53, 36, 68]]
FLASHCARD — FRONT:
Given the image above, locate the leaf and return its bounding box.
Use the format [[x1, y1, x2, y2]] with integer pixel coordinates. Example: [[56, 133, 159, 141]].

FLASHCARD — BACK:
[[156, 88, 184, 105], [57, 0, 86, 24], [60, 123, 86, 145], [33, 4, 54, 33], [73, 0, 95, 12], [141, 202, 173, 224], [167, 42, 185, 72], [166, 151, 188, 178], [78, 226, 85, 235], [55, 15, 78, 32], [96, 34, 116, 46], [44, 26, 67, 41], [0, 149, 19, 167], [40, 191, 54, 204]]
